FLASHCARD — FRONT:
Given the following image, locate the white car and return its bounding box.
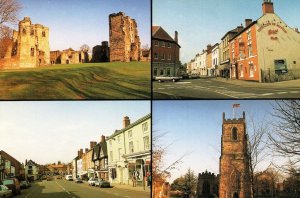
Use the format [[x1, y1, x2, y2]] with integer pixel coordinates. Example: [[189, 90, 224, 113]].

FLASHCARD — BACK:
[[88, 178, 97, 186], [0, 185, 12, 198], [65, 175, 73, 181]]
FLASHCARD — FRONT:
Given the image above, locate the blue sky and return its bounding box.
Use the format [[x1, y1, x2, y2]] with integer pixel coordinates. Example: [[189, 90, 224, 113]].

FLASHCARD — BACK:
[[0, 101, 150, 165], [153, 100, 285, 182], [18, 0, 150, 51], [153, 0, 300, 64]]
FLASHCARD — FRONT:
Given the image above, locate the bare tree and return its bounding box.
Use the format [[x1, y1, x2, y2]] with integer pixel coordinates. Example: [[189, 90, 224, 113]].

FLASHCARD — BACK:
[[247, 115, 270, 198], [268, 100, 300, 164], [0, 25, 12, 58], [80, 44, 90, 53], [141, 44, 150, 50], [0, 0, 22, 25], [152, 130, 188, 198]]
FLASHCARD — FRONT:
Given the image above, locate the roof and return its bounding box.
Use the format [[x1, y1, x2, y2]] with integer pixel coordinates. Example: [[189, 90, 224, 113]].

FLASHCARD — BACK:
[[25, 159, 38, 167], [92, 141, 108, 161], [152, 26, 181, 47], [0, 150, 21, 165], [107, 114, 151, 139], [229, 21, 258, 42], [221, 26, 244, 40]]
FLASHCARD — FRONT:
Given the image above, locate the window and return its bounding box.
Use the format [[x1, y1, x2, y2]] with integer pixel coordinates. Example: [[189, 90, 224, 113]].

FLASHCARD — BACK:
[[110, 151, 113, 162], [154, 53, 158, 59], [129, 141, 134, 153], [117, 136, 121, 144], [154, 68, 158, 76], [247, 30, 251, 40], [28, 165, 32, 169], [118, 148, 122, 161], [168, 54, 171, 60], [128, 130, 132, 139], [31, 48, 34, 56], [248, 44, 253, 57], [161, 41, 165, 47], [232, 127, 238, 140], [167, 42, 171, 48], [42, 31, 46, 37], [142, 122, 148, 132], [161, 54, 165, 60], [143, 136, 150, 150], [154, 40, 159, 46], [240, 64, 244, 78], [160, 69, 164, 76], [249, 63, 254, 78], [167, 68, 171, 76]]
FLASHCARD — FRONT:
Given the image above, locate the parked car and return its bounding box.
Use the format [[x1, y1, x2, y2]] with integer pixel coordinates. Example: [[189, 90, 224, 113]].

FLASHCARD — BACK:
[[20, 181, 31, 189], [0, 185, 12, 198], [94, 179, 110, 188], [65, 175, 73, 181], [155, 76, 182, 83], [42, 175, 47, 180], [2, 178, 20, 195], [88, 178, 97, 186], [75, 178, 83, 183], [46, 176, 53, 181]]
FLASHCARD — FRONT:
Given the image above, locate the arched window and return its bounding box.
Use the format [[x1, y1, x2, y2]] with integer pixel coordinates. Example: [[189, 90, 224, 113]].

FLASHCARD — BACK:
[[232, 127, 238, 140]]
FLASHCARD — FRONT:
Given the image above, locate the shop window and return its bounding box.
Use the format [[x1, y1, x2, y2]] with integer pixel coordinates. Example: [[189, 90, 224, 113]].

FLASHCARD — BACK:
[[167, 68, 171, 76], [154, 68, 158, 76]]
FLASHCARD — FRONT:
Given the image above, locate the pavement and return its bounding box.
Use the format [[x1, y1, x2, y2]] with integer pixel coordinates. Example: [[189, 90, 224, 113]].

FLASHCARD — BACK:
[[16, 179, 150, 198], [153, 77, 300, 99]]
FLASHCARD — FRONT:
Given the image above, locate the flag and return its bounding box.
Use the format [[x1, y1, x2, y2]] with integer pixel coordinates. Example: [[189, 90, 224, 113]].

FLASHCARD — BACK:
[[233, 104, 240, 108]]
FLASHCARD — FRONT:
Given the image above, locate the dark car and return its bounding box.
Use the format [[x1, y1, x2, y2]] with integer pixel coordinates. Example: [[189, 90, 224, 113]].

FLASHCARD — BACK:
[[2, 178, 21, 195], [94, 179, 110, 188], [75, 178, 83, 183], [20, 181, 31, 189]]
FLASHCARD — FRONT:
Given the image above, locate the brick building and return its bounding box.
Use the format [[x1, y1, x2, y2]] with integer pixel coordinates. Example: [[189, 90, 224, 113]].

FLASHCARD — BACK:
[[229, 0, 300, 82], [109, 12, 140, 62], [0, 17, 50, 69], [219, 112, 252, 198], [152, 26, 181, 77], [0, 150, 24, 180]]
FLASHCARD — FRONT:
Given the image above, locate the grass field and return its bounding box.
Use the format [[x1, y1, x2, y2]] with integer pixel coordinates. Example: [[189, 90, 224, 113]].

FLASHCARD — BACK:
[[0, 62, 151, 99]]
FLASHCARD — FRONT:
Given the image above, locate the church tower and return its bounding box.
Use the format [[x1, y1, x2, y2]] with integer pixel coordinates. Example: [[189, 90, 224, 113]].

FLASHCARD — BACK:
[[219, 112, 252, 198]]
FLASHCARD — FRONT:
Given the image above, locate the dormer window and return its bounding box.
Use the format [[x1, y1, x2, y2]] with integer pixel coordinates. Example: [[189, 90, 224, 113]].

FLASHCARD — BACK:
[[232, 127, 238, 140]]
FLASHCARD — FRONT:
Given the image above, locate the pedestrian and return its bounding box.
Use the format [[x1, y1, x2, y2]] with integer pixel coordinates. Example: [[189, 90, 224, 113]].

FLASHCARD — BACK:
[[132, 175, 136, 187]]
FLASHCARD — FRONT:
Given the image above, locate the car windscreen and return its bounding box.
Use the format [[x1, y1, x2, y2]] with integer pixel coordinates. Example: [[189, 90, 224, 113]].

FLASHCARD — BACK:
[[2, 180, 14, 185]]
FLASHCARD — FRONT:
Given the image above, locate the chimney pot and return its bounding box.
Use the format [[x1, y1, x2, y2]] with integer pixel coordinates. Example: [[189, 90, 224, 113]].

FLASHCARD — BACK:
[[123, 116, 130, 128], [262, 0, 274, 14]]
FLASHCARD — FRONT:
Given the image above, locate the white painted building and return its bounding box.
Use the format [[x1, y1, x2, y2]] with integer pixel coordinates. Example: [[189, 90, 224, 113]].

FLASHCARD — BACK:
[[199, 50, 207, 76], [25, 159, 39, 181], [107, 114, 151, 186], [212, 44, 220, 77]]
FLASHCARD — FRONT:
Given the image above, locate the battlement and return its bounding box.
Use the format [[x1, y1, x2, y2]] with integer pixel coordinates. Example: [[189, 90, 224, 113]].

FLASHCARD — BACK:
[[222, 111, 245, 123], [109, 12, 126, 18], [198, 170, 216, 178]]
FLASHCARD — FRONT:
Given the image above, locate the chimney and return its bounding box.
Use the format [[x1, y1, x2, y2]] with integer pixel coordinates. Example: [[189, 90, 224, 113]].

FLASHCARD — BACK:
[[262, 0, 274, 15], [174, 31, 178, 43], [101, 135, 106, 143], [90, 141, 95, 149], [295, 28, 299, 33], [123, 116, 130, 128], [237, 25, 244, 33], [25, 159, 27, 165], [245, 19, 252, 27], [85, 148, 89, 153]]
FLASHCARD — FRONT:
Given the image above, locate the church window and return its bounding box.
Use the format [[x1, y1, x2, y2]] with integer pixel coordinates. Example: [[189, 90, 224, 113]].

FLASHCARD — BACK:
[[232, 127, 238, 140]]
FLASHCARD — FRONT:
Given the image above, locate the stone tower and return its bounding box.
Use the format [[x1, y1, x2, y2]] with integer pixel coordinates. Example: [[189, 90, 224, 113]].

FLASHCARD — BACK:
[[219, 112, 252, 198], [109, 12, 141, 62]]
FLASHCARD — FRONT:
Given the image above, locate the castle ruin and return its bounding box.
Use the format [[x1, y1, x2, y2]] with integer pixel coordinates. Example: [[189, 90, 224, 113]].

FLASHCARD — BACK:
[[109, 12, 140, 62], [0, 17, 50, 69]]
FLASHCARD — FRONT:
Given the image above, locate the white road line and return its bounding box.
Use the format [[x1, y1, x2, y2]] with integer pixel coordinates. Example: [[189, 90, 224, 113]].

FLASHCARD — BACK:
[[262, 93, 274, 96], [55, 181, 73, 197], [214, 91, 239, 99], [290, 91, 300, 93], [277, 92, 288, 95], [175, 82, 191, 84], [157, 88, 165, 90]]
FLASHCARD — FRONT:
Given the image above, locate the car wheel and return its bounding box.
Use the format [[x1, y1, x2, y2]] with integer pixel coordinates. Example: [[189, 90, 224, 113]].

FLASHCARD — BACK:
[[158, 80, 161, 83], [172, 79, 176, 82]]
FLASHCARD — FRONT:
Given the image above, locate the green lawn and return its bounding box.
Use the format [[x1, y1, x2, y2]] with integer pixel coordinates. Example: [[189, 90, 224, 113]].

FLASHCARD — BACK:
[[0, 62, 151, 99]]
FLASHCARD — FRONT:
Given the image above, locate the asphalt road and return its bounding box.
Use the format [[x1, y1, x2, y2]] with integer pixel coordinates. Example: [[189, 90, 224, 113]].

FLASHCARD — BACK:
[[17, 179, 149, 198], [153, 77, 300, 99]]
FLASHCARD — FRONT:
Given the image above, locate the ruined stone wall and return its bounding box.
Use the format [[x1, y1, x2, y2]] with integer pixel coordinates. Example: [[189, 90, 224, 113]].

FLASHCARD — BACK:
[[0, 17, 50, 69], [219, 113, 252, 198], [109, 12, 140, 62]]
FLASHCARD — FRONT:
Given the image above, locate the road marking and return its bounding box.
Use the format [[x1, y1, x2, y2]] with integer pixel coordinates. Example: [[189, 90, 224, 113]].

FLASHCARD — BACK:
[[290, 91, 300, 93], [277, 92, 288, 95], [157, 88, 165, 90], [262, 93, 274, 96], [176, 82, 191, 84], [55, 181, 73, 197]]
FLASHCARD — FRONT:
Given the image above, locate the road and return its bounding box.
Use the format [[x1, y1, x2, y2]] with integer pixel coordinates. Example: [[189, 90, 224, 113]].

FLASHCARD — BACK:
[[153, 77, 300, 99], [16, 179, 149, 198]]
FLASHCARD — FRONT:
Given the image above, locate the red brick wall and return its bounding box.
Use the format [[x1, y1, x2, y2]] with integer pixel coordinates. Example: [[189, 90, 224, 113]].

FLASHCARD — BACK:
[[152, 39, 180, 63]]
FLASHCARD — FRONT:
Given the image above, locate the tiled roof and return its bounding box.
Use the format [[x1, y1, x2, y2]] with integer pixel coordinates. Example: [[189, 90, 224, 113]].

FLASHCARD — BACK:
[[152, 26, 176, 42]]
